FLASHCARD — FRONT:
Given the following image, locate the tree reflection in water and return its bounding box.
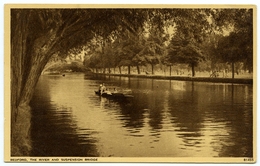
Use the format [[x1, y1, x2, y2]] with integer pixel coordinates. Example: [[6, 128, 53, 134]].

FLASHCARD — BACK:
[[30, 76, 99, 157]]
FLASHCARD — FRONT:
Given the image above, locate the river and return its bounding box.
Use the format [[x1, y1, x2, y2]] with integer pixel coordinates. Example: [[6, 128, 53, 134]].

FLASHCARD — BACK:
[[29, 73, 253, 157]]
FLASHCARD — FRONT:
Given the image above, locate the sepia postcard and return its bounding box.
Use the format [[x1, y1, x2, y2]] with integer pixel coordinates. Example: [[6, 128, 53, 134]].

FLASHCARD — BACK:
[[4, 4, 256, 163]]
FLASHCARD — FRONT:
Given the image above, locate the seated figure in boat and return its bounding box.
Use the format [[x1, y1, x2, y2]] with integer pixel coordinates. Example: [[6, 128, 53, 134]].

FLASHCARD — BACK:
[[99, 83, 112, 95], [104, 88, 112, 95], [98, 84, 103, 94], [98, 83, 106, 95], [101, 83, 106, 94]]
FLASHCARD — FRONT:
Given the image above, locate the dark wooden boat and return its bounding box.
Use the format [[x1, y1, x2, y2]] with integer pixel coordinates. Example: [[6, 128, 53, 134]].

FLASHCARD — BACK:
[[95, 91, 112, 97]]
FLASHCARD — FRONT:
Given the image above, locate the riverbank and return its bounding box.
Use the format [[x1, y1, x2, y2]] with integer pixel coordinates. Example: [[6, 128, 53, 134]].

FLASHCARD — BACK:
[[42, 61, 90, 75], [92, 73, 253, 84]]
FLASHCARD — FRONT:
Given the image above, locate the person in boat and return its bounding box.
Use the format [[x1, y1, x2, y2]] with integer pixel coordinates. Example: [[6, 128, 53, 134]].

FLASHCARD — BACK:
[[100, 83, 106, 95], [101, 83, 106, 92], [98, 84, 103, 94], [104, 88, 112, 95]]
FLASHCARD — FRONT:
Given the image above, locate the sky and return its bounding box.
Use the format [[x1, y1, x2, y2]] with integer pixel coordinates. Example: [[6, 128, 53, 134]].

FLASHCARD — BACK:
[[0, 1, 259, 166]]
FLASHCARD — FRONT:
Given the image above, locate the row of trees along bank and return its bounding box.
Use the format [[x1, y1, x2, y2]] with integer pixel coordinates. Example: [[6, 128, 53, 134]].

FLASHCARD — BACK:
[[83, 9, 253, 78], [11, 8, 253, 156]]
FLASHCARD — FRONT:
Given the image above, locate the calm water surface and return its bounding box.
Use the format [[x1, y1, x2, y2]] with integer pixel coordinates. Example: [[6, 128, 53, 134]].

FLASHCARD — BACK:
[[30, 73, 253, 157]]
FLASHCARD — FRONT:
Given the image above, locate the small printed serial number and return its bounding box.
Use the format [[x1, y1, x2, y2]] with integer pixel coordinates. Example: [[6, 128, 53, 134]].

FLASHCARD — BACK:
[[244, 158, 254, 161]]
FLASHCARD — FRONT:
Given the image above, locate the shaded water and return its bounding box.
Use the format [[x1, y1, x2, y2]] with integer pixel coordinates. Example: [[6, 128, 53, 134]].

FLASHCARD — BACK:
[[30, 73, 253, 157]]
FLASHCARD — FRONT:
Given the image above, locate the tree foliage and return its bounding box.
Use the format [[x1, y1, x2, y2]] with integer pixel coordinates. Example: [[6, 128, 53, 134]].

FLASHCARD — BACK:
[[166, 34, 205, 76], [212, 9, 253, 76]]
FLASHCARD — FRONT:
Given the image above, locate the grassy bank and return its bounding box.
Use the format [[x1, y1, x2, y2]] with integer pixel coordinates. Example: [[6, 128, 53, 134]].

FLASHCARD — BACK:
[[93, 73, 253, 84]]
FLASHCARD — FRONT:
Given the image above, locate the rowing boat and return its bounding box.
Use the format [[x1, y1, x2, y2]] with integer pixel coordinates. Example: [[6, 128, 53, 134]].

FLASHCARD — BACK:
[[94, 90, 134, 99]]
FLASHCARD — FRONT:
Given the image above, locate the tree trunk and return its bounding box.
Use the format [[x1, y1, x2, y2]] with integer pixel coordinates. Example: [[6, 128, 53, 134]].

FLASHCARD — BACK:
[[136, 65, 140, 74], [11, 11, 31, 156], [169, 65, 172, 76], [248, 68, 252, 73], [151, 64, 154, 75], [11, 51, 52, 156], [11, 10, 59, 156], [114, 67, 115, 74], [191, 64, 195, 77], [128, 65, 131, 75], [232, 61, 235, 79], [13, 56, 51, 149], [119, 66, 121, 74]]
